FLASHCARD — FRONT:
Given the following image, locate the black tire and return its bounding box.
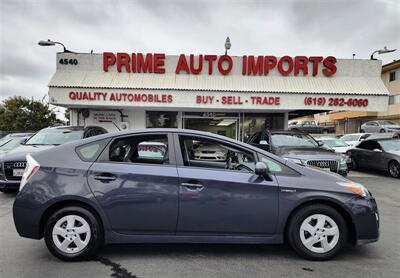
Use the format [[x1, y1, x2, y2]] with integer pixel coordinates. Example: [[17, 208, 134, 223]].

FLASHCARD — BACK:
[[360, 129, 365, 133], [44, 206, 103, 261], [380, 129, 385, 133], [287, 204, 348, 261], [388, 161, 400, 178]]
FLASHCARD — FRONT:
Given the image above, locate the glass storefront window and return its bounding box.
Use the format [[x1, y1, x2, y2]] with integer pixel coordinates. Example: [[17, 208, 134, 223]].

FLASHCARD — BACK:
[[146, 111, 178, 128], [240, 113, 284, 142]]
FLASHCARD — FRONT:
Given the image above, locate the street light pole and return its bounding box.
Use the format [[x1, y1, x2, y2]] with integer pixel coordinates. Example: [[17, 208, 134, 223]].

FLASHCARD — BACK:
[[38, 39, 72, 52], [370, 46, 396, 60], [225, 37, 231, 55]]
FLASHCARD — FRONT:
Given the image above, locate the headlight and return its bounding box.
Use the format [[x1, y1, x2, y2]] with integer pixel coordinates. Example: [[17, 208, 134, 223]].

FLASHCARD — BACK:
[[336, 181, 370, 197], [284, 157, 306, 165], [340, 154, 350, 164]]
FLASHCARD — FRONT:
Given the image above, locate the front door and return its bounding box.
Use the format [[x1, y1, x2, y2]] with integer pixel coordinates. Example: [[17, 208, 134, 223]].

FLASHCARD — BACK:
[[87, 133, 179, 234], [175, 134, 279, 235]]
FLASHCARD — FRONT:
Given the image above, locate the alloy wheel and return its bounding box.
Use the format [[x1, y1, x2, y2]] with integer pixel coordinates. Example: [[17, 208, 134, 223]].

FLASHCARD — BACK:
[[299, 214, 340, 254], [389, 162, 400, 178], [52, 215, 91, 254]]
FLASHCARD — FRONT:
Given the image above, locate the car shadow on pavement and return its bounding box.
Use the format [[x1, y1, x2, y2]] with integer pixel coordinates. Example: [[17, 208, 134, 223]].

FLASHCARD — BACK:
[[97, 242, 378, 261]]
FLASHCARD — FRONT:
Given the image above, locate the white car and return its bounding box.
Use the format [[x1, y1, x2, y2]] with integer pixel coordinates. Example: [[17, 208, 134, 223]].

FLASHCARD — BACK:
[[317, 137, 353, 154], [193, 143, 228, 161], [340, 133, 371, 147]]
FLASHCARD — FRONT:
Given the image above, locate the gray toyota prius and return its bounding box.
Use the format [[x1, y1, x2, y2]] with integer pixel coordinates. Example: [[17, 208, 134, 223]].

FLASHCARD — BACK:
[[13, 129, 379, 261]]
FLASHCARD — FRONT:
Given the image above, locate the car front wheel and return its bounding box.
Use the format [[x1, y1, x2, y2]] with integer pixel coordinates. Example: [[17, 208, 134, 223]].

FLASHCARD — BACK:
[[44, 206, 103, 261], [388, 161, 400, 178], [287, 204, 348, 260]]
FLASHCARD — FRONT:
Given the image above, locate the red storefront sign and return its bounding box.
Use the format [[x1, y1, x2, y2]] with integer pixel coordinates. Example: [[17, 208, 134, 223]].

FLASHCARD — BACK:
[[103, 53, 337, 76]]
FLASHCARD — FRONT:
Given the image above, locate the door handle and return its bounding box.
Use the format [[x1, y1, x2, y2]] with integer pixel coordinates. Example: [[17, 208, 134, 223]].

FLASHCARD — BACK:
[[180, 182, 204, 191], [94, 173, 116, 182]]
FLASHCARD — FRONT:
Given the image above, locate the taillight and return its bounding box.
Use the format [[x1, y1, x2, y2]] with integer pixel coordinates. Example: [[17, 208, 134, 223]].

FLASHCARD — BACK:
[[20, 154, 40, 191]]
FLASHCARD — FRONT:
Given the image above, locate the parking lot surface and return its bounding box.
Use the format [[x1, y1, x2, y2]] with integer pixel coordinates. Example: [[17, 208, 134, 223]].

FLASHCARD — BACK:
[[1, 170, 399, 278]]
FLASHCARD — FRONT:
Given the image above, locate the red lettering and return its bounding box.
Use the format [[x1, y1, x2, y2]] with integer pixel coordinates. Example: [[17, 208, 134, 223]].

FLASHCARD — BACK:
[[247, 56, 264, 75], [277, 56, 294, 76], [322, 56, 337, 76], [69, 91, 76, 100], [137, 53, 153, 73], [309, 56, 323, 76], [103, 52, 116, 72], [153, 53, 165, 73], [204, 55, 217, 75], [294, 56, 308, 76], [175, 54, 190, 74], [218, 55, 233, 75], [190, 54, 203, 74], [117, 53, 131, 73], [264, 56, 277, 76]]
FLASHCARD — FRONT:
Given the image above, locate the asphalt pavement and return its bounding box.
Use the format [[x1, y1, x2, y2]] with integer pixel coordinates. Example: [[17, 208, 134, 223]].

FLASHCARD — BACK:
[[1, 170, 399, 278]]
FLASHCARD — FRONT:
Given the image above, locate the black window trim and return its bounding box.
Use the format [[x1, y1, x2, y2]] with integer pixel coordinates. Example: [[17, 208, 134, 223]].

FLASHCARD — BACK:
[[173, 132, 257, 170], [173, 132, 300, 176], [96, 132, 176, 166]]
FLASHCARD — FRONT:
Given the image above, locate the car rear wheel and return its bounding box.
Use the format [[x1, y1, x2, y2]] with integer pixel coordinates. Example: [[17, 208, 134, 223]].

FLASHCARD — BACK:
[[287, 204, 348, 260], [388, 161, 400, 178], [360, 129, 365, 133], [380, 129, 385, 133], [44, 206, 103, 261]]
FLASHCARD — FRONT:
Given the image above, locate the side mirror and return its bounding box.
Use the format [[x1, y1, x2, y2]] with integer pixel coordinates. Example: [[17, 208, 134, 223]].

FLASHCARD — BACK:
[[255, 162, 269, 176], [21, 138, 28, 145]]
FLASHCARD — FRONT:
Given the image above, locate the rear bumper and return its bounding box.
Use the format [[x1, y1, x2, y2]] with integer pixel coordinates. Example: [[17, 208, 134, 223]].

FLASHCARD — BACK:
[[13, 195, 42, 239]]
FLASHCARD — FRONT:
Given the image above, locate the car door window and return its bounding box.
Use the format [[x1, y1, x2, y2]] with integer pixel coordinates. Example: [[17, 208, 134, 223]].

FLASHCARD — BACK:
[[106, 134, 169, 164], [179, 135, 255, 172]]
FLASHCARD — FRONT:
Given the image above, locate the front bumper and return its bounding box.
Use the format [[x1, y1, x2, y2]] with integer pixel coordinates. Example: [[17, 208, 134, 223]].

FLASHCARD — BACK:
[[348, 196, 380, 245], [0, 179, 20, 191]]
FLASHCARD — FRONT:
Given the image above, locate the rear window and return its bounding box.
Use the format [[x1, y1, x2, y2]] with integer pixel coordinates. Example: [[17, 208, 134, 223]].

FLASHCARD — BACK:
[[76, 139, 110, 162]]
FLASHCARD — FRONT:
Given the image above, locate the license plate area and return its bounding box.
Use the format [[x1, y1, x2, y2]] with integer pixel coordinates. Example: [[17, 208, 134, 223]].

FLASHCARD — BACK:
[[13, 169, 25, 177]]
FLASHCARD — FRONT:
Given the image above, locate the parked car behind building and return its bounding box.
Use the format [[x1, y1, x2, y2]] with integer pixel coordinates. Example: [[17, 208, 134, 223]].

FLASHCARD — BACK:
[[247, 130, 348, 176], [347, 138, 400, 178], [287, 120, 335, 134], [0, 126, 107, 192], [340, 133, 371, 147], [360, 120, 400, 133]]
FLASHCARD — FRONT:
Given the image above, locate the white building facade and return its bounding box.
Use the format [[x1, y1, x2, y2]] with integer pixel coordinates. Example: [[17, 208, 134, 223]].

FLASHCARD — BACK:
[[48, 52, 389, 141]]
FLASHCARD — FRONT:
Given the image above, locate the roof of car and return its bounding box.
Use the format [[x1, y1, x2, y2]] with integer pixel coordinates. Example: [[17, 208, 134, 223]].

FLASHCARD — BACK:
[[44, 125, 105, 131]]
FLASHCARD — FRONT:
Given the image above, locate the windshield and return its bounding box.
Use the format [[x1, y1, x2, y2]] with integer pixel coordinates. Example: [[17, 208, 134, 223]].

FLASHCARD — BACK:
[[380, 140, 400, 152], [25, 129, 84, 145], [379, 121, 396, 125], [320, 139, 349, 147], [271, 133, 319, 147], [0, 138, 24, 151]]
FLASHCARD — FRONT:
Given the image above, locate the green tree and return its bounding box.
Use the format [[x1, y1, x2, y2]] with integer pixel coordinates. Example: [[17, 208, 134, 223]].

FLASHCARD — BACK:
[[0, 96, 62, 132]]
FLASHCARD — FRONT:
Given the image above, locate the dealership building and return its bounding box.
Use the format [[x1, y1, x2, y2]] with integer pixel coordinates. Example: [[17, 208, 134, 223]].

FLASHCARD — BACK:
[[47, 52, 389, 141]]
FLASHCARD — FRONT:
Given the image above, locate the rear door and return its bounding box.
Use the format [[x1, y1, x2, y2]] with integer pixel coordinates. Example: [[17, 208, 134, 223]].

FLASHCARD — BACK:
[[87, 132, 179, 234], [174, 134, 279, 235]]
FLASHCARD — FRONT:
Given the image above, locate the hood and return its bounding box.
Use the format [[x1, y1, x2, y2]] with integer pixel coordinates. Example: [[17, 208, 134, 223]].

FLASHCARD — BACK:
[[333, 146, 352, 153], [386, 150, 400, 156], [0, 144, 55, 162], [273, 146, 341, 160]]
